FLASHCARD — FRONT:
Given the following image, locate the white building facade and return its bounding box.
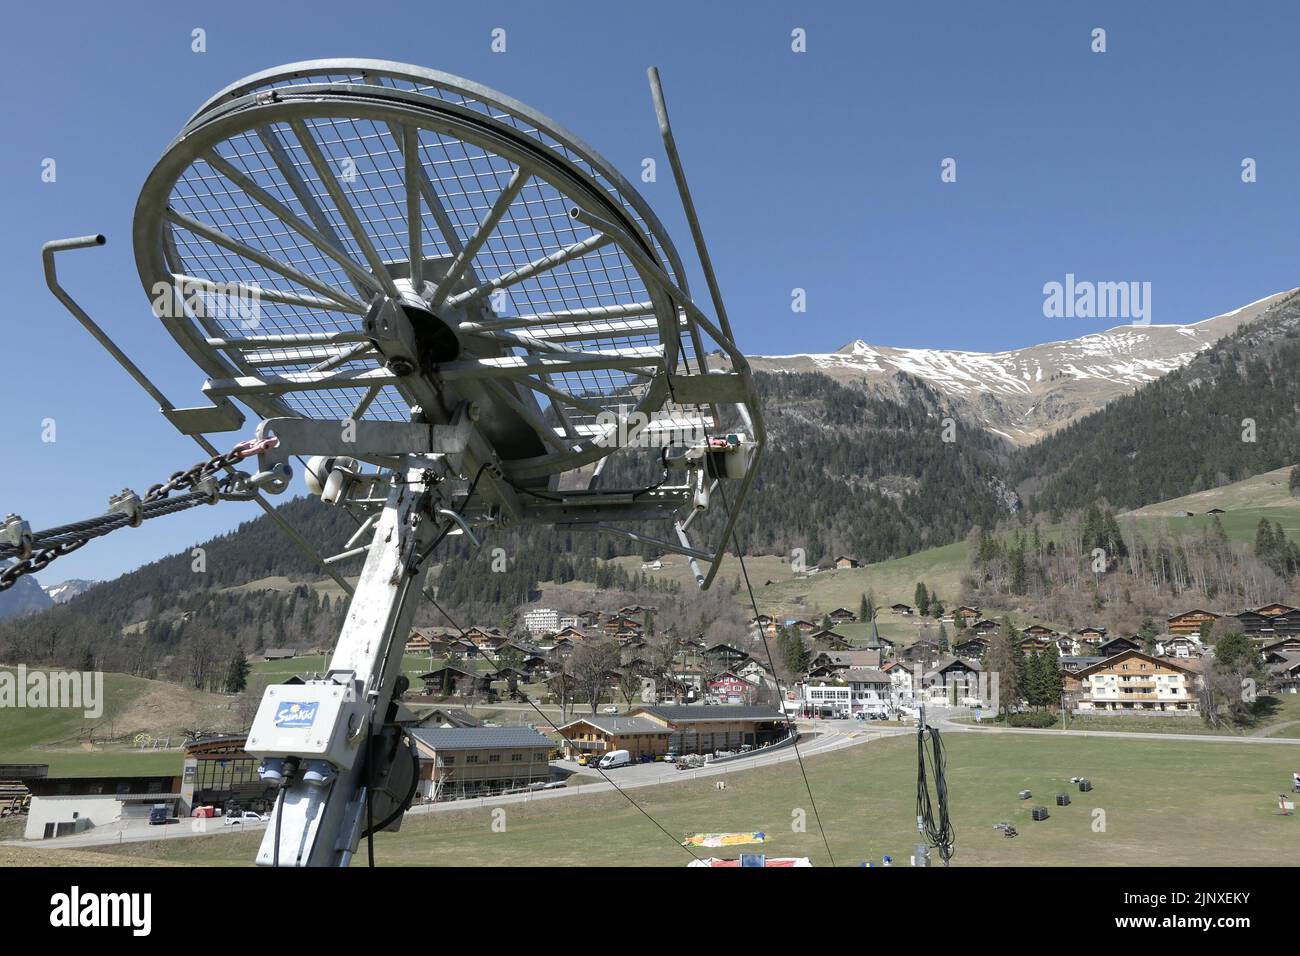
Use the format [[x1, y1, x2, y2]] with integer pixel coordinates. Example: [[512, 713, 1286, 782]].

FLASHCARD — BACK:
[[522, 607, 560, 634]]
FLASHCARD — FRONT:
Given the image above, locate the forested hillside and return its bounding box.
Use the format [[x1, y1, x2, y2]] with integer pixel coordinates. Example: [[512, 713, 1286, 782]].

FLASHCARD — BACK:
[[8, 292, 1300, 681], [1007, 291, 1300, 517], [724, 372, 1012, 564]]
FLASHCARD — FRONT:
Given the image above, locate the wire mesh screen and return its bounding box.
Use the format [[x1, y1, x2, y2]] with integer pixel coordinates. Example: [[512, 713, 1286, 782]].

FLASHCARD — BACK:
[[156, 92, 712, 454]]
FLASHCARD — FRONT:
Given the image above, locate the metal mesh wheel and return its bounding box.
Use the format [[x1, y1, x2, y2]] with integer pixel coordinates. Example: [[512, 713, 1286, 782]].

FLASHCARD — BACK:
[[133, 61, 712, 482]]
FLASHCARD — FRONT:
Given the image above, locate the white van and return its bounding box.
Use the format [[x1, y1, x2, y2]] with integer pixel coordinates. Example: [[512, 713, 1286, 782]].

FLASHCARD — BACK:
[[598, 749, 631, 770]]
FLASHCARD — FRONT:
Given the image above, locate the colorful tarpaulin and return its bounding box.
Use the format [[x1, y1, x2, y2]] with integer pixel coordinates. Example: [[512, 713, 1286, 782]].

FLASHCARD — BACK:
[[688, 857, 811, 867], [683, 831, 766, 847]]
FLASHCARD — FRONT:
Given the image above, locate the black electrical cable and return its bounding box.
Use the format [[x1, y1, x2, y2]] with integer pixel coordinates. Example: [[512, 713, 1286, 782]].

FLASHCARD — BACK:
[[415, 462, 489, 567], [350, 465, 493, 866], [272, 759, 298, 868], [717, 482, 838, 867], [362, 742, 421, 837], [273, 785, 285, 868], [421, 590, 703, 862], [502, 472, 670, 504], [364, 739, 376, 867], [916, 723, 955, 866], [502, 479, 564, 502]]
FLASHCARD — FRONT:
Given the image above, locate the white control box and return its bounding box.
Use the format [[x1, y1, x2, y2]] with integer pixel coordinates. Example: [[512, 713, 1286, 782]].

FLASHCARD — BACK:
[[245, 681, 366, 771]]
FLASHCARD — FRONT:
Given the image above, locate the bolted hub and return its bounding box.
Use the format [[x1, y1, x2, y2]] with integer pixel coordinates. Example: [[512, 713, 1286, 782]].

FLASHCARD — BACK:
[[363, 294, 461, 376]]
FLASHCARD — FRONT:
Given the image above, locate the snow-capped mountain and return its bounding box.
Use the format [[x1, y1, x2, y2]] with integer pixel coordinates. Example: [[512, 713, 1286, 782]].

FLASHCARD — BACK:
[[0, 574, 53, 620], [42, 578, 96, 603], [745, 290, 1294, 445]]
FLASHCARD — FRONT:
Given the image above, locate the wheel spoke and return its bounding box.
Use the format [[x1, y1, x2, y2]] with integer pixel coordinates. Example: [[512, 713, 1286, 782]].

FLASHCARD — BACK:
[[467, 300, 656, 330], [204, 366, 398, 397], [164, 208, 365, 313], [288, 119, 402, 299], [519, 375, 608, 418], [175, 274, 366, 316], [351, 385, 382, 420], [431, 164, 528, 308], [383, 122, 477, 280], [483, 379, 569, 452], [463, 317, 659, 344], [201, 150, 385, 298], [402, 124, 424, 291], [307, 341, 374, 374], [444, 232, 615, 308], [435, 347, 661, 380], [205, 330, 370, 349], [255, 124, 376, 304]]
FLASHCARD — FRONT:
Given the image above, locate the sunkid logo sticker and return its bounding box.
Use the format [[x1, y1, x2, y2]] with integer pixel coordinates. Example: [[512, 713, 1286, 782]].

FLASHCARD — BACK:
[[274, 701, 318, 729]]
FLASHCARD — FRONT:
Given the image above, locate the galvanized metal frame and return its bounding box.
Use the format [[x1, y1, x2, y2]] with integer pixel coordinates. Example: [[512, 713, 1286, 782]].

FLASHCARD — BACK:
[[130, 59, 762, 583]]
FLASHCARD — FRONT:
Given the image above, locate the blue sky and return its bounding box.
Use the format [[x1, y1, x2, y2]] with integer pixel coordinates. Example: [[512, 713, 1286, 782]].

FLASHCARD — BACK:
[[2, 0, 1298, 583]]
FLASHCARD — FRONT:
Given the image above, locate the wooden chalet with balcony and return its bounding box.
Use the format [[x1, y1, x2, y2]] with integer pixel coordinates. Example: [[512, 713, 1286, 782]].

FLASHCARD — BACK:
[[1073, 650, 1198, 714], [1166, 609, 1219, 636]]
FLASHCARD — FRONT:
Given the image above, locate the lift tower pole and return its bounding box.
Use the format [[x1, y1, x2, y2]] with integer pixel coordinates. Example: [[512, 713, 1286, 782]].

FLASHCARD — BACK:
[[247, 454, 445, 867]]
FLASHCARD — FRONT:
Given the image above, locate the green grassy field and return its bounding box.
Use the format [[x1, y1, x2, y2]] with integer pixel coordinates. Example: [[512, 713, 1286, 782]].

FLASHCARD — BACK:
[[0, 668, 234, 776], [955, 695, 1300, 738], [720, 465, 1300, 629], [77, 731, 1299, 867], [1127, 465, 1300, 518]]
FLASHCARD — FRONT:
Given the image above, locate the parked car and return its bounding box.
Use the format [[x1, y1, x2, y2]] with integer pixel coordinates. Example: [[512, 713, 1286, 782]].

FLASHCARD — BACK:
[[225, 811, 267, 826], [601, 705, 619, 715], [148, 804, 169, 825], [598, 749, 632, 770]]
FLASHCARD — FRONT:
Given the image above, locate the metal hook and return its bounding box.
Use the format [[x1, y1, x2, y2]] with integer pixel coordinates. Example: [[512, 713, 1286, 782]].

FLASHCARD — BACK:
[[434, 508, 481, 550]]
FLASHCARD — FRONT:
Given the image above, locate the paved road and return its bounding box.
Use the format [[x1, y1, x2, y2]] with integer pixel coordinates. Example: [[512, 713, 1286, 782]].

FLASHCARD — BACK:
[[404, 724, 906, 817], [2, 724, 895, 852], [1251, 719, 1300, 739], [5, 816, 270, 852]]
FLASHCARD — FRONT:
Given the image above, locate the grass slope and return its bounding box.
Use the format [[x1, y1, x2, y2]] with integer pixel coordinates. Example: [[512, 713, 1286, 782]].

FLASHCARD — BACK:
[[82, 732, 1299, 867], [1126, 464, 1299, 517], [736, 464, 1300, 627], [0, 667, 238, 776]]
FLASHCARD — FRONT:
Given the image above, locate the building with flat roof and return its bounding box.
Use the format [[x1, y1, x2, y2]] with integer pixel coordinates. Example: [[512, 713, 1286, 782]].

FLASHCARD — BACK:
[[522, 607, 560, 634], [24, 773, 181, 840], [556, 705, 787, 760], [411, 726, 555, 801]]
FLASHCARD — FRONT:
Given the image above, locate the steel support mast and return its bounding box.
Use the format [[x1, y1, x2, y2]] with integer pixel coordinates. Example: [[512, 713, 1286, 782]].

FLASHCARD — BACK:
[[247, 455, 444, 867]]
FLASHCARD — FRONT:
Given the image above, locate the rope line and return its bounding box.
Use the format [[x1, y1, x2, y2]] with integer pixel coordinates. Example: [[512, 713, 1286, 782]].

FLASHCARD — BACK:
[[716, 481, 838, 867], [421, 589, 702, 862]]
